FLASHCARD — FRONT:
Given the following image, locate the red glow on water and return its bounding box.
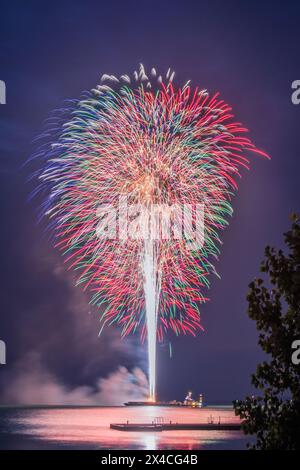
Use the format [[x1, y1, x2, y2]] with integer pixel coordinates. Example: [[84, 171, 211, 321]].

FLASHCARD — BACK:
[[8, 406, 245, 450]]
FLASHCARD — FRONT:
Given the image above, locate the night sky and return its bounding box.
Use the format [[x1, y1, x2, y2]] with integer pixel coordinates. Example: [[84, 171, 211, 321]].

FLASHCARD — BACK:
[[0, 0, 299, 404]]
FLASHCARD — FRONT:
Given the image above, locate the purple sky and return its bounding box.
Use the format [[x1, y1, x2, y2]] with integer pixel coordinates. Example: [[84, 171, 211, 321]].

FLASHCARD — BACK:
[[0, 0, 299, 404]]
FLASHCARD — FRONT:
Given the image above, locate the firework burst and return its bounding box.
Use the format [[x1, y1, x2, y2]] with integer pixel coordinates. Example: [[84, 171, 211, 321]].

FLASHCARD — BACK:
[[37, 65, 268, 399]]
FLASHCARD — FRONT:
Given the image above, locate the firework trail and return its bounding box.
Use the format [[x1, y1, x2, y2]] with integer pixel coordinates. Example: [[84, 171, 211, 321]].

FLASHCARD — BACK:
[[37, 65, 268, 400]]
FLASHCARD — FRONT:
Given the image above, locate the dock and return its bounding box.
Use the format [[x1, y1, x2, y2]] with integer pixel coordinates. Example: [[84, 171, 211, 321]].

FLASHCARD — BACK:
[[110, 422, 242, 432]]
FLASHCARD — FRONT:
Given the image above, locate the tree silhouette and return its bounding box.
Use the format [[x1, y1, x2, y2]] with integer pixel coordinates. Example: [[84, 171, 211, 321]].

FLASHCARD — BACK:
[[234, 215, 300, 449]]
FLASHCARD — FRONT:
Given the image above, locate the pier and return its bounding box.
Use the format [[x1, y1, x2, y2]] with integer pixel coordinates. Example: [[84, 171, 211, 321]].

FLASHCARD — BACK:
[[110, 422, 242, 432]]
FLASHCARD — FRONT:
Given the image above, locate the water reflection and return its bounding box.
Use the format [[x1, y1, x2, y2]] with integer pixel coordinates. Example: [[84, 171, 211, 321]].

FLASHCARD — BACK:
[[0, 406, 249, 450]]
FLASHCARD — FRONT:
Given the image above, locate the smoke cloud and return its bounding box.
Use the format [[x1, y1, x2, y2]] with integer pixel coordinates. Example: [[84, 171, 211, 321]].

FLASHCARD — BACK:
[[2, 355, 148, 405]]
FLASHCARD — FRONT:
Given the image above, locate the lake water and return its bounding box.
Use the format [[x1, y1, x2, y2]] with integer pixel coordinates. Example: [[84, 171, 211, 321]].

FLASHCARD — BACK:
[[0, 405, 251, 450]]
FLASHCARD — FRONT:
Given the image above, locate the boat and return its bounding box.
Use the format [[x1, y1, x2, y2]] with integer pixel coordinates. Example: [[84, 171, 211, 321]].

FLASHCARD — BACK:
[[124, 393, 204, 408], [124, 392, 203, 408], [124, 401, 183, 407]]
